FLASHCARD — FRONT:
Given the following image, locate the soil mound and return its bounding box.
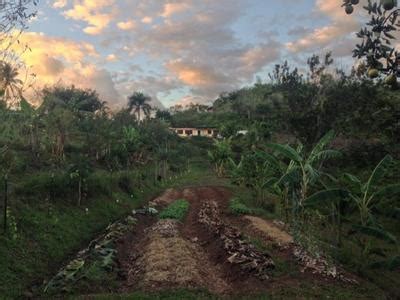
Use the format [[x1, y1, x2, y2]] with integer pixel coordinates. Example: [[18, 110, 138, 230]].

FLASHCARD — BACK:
[[244, 216, 294, 246], [149, 189, 182, 207], [126, 219, 229, 293]]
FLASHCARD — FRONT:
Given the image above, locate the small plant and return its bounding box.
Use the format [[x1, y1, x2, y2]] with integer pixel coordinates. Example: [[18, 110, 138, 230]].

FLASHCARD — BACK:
[[229, 198, 256, 215], [159, 199, 189, 221]]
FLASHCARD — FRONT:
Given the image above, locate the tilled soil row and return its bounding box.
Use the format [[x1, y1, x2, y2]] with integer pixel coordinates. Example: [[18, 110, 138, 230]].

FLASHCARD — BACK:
[[198, 200, 275, 280], [125, 219, 229, 293]]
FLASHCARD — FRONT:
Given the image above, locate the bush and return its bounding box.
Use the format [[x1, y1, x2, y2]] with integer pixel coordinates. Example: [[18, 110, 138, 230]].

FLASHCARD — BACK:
[[159, 199, 189, 221]]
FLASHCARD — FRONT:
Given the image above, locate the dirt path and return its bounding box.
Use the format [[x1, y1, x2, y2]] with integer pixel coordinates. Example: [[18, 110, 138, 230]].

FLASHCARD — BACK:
[[117, 186, 358, 297]]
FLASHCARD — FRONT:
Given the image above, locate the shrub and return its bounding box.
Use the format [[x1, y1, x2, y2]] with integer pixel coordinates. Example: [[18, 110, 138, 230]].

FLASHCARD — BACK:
[[159, 199, 189, 221]]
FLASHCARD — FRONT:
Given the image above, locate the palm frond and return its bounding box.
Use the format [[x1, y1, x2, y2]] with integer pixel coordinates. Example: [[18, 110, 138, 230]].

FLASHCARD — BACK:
[[309, 130, 335, 158], [309, 149, 341, 165], [353, 224, 397, 244], [364, 155, 393, 196], [373, 184, 400, 199], [260, 152, 282, 172]]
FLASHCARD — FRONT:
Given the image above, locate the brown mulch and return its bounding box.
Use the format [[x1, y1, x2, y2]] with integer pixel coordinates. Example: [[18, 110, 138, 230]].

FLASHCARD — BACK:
[[243, 215, 294, 246]]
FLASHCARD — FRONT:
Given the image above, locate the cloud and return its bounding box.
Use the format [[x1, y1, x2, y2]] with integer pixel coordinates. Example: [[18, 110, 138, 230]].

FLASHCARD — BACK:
[[166, 59, 227, 87], [174, 95, 210, 107], [12, 32, 123, 108], [117, 20, 136, 30], [286, 0, 362, 55], [106, 54, 118, 62], [52, 0, 68, 9], [62, 0, 116, 35], [141, 16, 153, 24], [160, 2, 190, 18], [40, 0, 368, 107]]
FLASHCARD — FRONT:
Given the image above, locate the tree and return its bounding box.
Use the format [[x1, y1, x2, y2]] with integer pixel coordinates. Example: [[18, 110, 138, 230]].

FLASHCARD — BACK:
[[343, 0, 400, 84], [41, 86, 106, 113], [0, 61, 23, 106], [127, 92, 152, 121], [155, 109, 172, 122], [0, 0, 38, 42], [0, 1, 39, 107]]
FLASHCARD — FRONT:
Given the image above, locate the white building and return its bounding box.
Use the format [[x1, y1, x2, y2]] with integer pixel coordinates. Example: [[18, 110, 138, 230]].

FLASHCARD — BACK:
[[170, 127, 218, 138]]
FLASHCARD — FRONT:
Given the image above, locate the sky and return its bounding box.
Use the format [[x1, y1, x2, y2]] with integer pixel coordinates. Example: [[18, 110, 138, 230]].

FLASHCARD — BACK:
[[15, 0, 369, 109]]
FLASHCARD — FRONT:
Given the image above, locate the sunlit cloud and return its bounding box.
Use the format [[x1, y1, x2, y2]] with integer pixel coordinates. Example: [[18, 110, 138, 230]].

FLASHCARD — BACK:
[[141, 16, 153, 24], [9, 32, 123, 108], [117, 20, 136, 30], [62, 0, 116, 35], [52, 0, 68, 9], [160, 2, 190, 18]]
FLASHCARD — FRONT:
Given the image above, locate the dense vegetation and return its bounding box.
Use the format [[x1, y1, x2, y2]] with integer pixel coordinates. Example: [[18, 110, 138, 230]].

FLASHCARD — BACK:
[[0, 85, 204, 297], [199, 57, 400, 297]]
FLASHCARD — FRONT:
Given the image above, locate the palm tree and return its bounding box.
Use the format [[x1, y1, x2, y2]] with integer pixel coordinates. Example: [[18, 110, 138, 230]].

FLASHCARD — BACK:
[[0, 61, 23, 106], [127, 92, 152, 122]]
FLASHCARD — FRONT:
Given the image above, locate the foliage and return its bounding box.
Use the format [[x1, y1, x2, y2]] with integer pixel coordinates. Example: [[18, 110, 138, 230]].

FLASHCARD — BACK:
[[44, 215, 137, 294], [265, 131, 340, 215], [343, 0, 400, 82], [229, 198, 259, 215], [208, 139, 232, 177], [229, 151, 275, 203], [341, 155, 400, 226], [127, 92, 152, 121], [159, 199, 190, 221]]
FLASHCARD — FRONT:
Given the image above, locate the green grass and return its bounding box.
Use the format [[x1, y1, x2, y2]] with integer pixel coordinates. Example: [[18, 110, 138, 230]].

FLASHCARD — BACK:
[[0, 167, 181, 299], [159, 199, 190, 221]]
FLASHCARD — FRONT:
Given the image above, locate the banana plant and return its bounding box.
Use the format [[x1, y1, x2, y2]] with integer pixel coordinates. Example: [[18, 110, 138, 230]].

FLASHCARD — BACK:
[[265, 130, 340, 213], [342, 155, 400, 226], [305, 155, 400, 255]]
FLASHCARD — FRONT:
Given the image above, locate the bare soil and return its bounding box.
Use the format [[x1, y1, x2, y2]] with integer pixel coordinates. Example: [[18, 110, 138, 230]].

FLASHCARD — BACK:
[[117, 186, 360, 297]]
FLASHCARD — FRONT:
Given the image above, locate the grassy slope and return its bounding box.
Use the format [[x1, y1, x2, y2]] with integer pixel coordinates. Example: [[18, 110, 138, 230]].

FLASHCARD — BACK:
[[0, 168, 172, 299]]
